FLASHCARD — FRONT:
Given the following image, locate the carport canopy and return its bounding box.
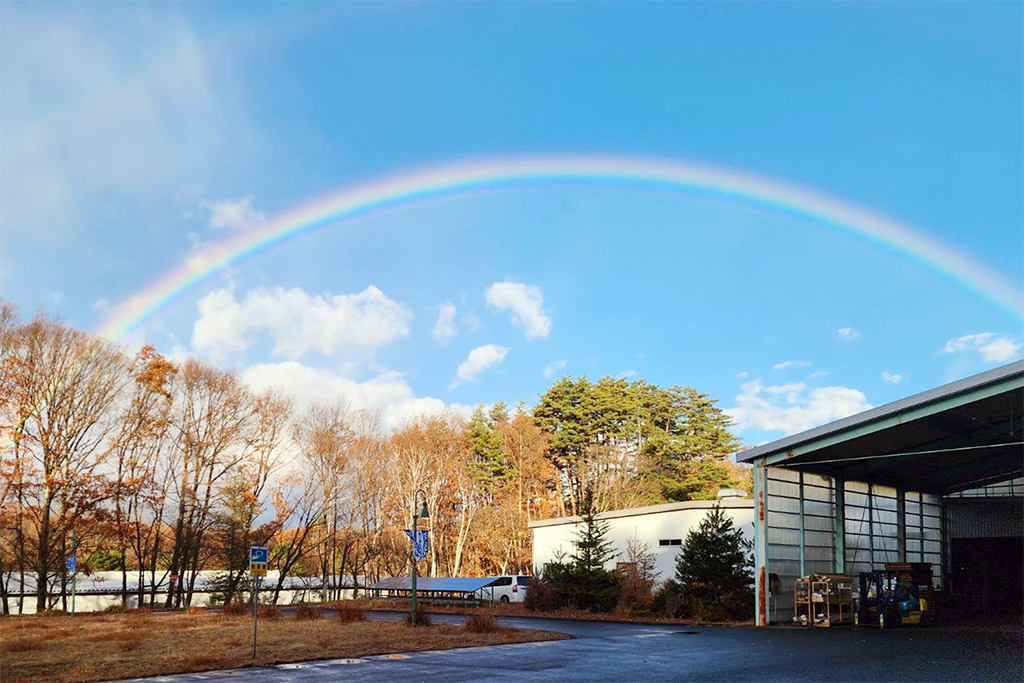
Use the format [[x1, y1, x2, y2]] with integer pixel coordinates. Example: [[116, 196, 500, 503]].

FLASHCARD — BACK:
[[738, 361, 1023, 495]]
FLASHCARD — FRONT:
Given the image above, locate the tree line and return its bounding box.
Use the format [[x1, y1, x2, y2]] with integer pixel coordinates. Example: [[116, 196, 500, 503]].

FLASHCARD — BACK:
[[0, 299, 747, 613]]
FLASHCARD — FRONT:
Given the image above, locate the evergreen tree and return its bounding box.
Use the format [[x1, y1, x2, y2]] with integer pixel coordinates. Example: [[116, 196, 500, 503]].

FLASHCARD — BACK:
[[467, 404, 512, 492], [674, 505, 753, 618], [566, 484, 621, 612]]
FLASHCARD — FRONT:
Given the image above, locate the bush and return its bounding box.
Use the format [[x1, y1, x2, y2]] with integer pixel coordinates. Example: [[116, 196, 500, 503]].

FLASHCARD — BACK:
[[335, 602, 366, 622], [296, 604, 324, 621], [403, 605, 431, 627], [258, 604, 282, 619], [185, 605, 205, 616], [524, 577, 561, 612], [103, 603, 129, 614], [465, 613, 499, 633], [220, 600, 249, 616]]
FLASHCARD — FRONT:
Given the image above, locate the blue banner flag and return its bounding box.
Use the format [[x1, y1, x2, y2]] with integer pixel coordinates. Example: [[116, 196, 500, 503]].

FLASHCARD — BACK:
[[404, 530, 429, 562], [66, 556, 76, 573]]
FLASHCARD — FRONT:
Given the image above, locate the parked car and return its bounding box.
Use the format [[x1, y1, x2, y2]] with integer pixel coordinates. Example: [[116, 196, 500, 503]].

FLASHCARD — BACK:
[[484, 575, 532, 603]]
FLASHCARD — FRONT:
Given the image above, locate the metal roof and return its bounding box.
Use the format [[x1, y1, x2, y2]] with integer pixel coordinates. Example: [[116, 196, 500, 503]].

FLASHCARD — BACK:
[[737, 360, 1024, 494], [368, 576, 497, 593], [529, 496, 752, 529]]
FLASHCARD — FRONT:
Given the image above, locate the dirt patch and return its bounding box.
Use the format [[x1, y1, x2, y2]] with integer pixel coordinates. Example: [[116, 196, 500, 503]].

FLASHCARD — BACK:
[[0, 611, 568, 683]]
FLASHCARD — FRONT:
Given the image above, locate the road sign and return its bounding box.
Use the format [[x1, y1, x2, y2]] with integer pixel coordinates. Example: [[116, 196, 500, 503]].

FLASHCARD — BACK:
[[249, 545, 268, 577], [66, 556, 76, 572]]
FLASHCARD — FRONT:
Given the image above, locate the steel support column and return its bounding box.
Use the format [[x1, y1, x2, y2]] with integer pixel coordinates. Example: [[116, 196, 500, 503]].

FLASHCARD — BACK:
[[754, 462, 769, 626], [798, 471, 806, 578], [833, 475, 846, 574], [896, 487, 906, 562]]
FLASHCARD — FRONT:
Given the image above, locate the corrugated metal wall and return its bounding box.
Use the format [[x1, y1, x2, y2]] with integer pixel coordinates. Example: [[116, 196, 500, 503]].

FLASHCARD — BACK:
[[945, 498, 1024, 539], [765, 466, 944, 622]]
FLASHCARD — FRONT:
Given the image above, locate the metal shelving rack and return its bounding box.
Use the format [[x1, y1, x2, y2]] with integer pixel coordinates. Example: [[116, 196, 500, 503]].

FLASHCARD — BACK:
[[794, 574, 854, 627]]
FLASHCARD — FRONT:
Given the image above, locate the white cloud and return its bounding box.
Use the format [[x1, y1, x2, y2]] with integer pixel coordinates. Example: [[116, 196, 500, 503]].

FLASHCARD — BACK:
[[774, 360, 812, 370], [485, 282, 551, 340], [543, 359, 568, 379], [942, 333, 1023, 364], [727, 380, 873, 435], [808, 370, 828, 379], [203, 195, 265, 231], [616, 369, 637, 380], [735, 371, 749, 379], [881, 371, 903, 384], [451, 344, 510, 388], [461, 309, 482, 333], [432, 303, 458, 345], [837, 327, 860, 341], [243, 361, 471, 432], [93, 298, 112, 313], [191, 285, 411, 363]]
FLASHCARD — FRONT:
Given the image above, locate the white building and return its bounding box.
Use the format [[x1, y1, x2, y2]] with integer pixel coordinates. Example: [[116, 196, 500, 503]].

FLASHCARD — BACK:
[[530, 491, 754, 581]]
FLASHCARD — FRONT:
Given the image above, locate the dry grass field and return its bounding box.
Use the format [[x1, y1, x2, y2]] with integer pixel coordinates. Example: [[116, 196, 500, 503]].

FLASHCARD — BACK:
[[0, 609, 568, 683]]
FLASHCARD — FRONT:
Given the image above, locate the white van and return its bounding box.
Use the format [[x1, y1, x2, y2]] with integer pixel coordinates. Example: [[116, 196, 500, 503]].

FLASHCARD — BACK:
[[484, 575, 532, 603]]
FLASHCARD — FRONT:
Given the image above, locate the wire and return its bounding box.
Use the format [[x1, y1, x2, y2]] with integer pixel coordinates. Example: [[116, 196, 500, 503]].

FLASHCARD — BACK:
[[774, 441, 1024, 468]]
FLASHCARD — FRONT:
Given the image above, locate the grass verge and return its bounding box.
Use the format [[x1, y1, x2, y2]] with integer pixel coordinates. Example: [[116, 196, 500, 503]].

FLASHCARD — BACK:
[[0, 611, 568, 683]]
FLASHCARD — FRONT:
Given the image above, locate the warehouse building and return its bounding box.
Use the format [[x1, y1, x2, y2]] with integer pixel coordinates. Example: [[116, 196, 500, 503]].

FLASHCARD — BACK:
[[739, 360, 1023, 625], [530, 492, 754, 580]]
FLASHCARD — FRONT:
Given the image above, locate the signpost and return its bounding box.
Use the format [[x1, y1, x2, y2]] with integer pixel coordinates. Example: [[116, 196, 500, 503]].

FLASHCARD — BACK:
[[67, 532, 78, 615], [249, 546, 268, 659]]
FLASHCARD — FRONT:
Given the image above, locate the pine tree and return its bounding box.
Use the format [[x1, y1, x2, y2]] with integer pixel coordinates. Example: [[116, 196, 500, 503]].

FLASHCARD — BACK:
[[674, 505, 753, 618], [566, 484, 621, 612]]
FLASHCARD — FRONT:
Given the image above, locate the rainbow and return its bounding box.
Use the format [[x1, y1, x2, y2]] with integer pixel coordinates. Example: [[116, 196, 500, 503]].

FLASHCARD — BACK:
[[97, 154, 1023, 339]]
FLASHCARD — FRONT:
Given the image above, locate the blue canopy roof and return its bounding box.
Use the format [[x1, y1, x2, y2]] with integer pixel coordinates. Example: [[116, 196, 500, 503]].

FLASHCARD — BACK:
[[369, 576, 496, 593]]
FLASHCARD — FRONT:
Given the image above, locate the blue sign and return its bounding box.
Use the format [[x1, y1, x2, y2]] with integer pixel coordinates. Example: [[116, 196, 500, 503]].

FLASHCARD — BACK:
[[65, 556, 76, 573], [404, 530, 429, 562], [249, 546, 268, 564]]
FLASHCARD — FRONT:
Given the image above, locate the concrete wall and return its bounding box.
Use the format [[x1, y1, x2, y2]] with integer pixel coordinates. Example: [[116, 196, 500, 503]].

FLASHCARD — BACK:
[[530, 498, 755, 582]]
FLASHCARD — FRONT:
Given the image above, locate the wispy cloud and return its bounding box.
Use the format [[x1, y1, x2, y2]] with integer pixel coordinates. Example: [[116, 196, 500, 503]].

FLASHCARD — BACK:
[[774, 360, 812, 370], [543, 359, 568, 379], [837, 327, 860, 341], [735, 371, 749, 379], [485, 281, 551, 340], [881, 371, 903, 384], [451, 344, 510, 388], [616, 369, 637, 380], [431, 302, 458, 345], [942, 333, 1022, 364], [808, 370, 828, 379], [203, 194, 265, 231]]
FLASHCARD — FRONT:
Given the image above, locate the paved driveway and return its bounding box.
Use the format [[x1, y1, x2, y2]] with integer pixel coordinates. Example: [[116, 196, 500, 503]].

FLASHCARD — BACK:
[[120, 612, 1023, 683]]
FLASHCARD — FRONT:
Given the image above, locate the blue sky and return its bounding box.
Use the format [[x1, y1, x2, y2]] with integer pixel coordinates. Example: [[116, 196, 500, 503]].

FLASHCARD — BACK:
[[2, 2, 1021, 444]]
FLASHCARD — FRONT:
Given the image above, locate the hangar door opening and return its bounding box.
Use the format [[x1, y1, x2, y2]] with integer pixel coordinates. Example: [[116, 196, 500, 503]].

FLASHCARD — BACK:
[[945, 479, 1024, 618]]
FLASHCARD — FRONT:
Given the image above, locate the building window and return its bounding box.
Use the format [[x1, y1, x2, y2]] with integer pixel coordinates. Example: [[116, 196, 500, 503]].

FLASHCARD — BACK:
[[659, 539, 682, 547]]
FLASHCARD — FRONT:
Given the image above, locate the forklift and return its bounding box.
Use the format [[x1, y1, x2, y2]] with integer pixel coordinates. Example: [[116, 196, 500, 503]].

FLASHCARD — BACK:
[[854, 569, 930, 628]]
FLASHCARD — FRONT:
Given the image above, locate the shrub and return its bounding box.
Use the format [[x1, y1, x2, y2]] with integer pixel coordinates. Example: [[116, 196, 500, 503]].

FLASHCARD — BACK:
[[524, 577, 561, 612], [296, 604, 324, 621], [185, 605, 205, 616], [465, 613, 499, 633], [103, 603, 129, 614], [335, 602, 367, 622], [258, 604, 282, 619], [220, 600, 249, 616], [403, 605, 431, 627]]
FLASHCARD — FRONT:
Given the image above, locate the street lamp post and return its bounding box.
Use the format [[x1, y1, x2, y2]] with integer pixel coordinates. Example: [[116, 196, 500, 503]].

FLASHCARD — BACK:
[[410, 489, 429, 625]]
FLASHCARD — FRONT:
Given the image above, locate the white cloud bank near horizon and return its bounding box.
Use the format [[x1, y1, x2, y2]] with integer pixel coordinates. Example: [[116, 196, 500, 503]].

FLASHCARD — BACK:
[[485, 281, 551, 340], [727, 379, 872, 436], [192, 285, 411, 363], [243, 361, 471, 432]]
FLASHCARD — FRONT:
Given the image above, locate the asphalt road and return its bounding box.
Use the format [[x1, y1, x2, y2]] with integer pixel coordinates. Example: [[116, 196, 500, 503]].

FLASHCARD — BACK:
[[118, 612, 1023, 683]]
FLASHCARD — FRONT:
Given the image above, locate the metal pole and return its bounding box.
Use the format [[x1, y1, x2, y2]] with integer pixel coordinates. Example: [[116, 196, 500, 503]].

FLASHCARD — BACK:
[[798, 471, 806, 578], [252, 577, 259, 659], [71, 531, 77, 616], [410, 513, 418, 625], [833, 475, 846, 575]]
